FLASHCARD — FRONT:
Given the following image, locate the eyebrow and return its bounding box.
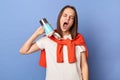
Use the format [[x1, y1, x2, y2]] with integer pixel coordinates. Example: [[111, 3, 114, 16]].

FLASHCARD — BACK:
[[62, 13, 75, 17]]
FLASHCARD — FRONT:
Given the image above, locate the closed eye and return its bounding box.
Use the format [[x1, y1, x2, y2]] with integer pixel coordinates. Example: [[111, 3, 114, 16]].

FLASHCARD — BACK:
[[62, 14, 67, 17]]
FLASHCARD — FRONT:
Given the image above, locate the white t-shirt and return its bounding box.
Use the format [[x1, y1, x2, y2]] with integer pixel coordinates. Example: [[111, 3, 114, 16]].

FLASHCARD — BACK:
[[36, 34, 86, 80]]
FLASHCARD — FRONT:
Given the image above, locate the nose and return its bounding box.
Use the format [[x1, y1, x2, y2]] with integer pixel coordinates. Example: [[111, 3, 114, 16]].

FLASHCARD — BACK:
[[66, 16, 70, 20]]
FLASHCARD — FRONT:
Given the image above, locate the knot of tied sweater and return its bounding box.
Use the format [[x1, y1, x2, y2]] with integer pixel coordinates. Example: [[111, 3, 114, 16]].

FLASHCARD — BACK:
[[56, 38, 77, 63], [39, 33, 88, 68]]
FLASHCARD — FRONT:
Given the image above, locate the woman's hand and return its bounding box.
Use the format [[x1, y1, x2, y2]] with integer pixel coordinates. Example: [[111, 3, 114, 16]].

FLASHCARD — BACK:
[[34, 26, 45, 36]]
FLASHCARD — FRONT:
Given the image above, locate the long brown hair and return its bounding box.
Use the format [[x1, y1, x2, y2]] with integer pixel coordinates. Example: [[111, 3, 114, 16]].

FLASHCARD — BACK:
[[56, 5, 78, 39]]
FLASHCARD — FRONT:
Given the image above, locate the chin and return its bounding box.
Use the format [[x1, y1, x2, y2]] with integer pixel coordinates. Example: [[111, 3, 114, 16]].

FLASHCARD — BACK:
[[62, 30, 69, 33], [61, 29, 67, 32]]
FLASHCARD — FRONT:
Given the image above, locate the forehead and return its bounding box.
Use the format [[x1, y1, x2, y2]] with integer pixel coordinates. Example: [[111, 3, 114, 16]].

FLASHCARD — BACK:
[[62, 8, 75, 16]]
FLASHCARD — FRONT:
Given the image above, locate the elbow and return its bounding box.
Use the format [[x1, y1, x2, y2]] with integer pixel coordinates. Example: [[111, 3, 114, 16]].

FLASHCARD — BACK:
[[19, 49, 27, 54]]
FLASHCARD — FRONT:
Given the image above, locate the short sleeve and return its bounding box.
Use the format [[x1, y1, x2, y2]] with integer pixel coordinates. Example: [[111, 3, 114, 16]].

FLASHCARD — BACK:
[[78, 46, 86, 53], [36, 36, 47, 50]]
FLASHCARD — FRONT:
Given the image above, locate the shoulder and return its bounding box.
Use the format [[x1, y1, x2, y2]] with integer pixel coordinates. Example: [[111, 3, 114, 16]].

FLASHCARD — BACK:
[[74, 33, 85, 41], [37, 35, 57, 44], [36, 36, 56, 49], [36, 36, 51, 47], [77, 33, 84, 37], [37, 36, 48, 42]]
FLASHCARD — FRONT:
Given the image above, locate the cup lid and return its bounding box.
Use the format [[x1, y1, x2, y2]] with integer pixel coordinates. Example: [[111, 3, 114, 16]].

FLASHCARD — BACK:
[[40, 18, 48, 25]]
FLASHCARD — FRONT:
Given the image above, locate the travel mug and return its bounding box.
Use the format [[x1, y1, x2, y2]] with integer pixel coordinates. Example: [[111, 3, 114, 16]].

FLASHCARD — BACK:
[[40, 18, 54, 36]]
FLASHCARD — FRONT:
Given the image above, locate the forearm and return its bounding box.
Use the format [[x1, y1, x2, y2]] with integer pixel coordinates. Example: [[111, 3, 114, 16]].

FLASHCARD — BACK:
[[19, 33, 39, 54], [82, 62, 89, 80]]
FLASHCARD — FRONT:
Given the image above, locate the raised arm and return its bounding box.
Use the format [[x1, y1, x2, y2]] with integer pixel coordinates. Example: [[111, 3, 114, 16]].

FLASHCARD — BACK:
[[19, 27, 44, 54]]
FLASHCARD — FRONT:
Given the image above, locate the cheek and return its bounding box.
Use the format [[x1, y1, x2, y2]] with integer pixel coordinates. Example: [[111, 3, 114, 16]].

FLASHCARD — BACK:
[[60, 18, 64, 26], [69, 21, 74, 26], [60, 19, 62, 27], [60, 17, 64, 22]]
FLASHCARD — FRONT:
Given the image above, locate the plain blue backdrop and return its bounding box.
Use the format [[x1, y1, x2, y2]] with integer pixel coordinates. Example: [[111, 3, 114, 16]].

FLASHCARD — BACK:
[[0, 0, 120, 80]]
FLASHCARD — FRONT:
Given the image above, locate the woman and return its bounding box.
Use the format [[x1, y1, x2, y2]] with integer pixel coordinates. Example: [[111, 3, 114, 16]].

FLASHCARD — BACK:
[[20, 5, 88, 80]]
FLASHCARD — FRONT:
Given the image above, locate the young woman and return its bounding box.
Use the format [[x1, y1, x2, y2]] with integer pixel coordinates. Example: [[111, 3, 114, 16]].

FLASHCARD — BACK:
[[20, 5, 88, 80]]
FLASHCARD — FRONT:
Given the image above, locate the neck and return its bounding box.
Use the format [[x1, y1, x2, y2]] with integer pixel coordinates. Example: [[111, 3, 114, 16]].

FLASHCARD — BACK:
[[62, 31, 70, 36]]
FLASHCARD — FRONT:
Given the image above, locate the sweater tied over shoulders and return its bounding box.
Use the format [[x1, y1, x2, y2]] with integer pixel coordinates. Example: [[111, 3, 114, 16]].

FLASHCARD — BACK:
[[38, 33, 88, 68]]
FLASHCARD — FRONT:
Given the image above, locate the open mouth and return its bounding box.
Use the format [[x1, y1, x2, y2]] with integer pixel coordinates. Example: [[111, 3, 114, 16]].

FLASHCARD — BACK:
[[63, 22, 68, 27]]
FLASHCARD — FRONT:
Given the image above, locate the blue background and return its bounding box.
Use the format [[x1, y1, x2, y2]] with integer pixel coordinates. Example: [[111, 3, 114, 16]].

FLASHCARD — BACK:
[[0, 0, 120, 80]]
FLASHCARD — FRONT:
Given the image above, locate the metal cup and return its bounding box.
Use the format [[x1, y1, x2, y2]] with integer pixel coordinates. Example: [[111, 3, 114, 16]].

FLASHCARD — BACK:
[[40, 18, 54, 36]]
